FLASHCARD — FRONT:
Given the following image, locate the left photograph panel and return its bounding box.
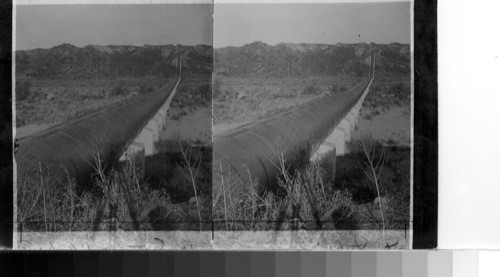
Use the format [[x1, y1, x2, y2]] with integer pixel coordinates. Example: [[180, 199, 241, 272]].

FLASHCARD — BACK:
[[13, 3, 213, 249]]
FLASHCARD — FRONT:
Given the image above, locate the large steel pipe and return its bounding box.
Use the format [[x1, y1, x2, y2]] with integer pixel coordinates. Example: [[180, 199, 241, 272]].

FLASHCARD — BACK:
[[15, 77, 180, 187], [214, 53, 375, 190]]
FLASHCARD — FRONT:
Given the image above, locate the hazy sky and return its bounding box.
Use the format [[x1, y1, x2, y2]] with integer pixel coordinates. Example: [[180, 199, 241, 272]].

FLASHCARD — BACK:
[[16, 4, 213, 50], [214, 3, 410, 48]]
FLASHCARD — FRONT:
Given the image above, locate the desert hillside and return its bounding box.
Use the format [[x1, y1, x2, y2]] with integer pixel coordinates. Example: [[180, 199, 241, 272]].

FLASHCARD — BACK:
[[16, 43, 213, 79], [15, 44, 212, 128], [215, 41, 409, 78]]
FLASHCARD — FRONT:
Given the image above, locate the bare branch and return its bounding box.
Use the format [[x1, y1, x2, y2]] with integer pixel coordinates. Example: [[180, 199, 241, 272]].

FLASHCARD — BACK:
[[359, 136, 386, 233], [179, 142, 203, 231]]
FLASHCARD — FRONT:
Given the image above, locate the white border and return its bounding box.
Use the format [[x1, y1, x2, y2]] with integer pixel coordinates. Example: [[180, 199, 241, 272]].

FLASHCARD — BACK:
[[438, 0, 500, 250]]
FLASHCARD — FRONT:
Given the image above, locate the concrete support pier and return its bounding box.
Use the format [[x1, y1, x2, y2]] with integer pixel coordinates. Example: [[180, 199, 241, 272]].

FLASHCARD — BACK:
[[119, 76, 181, 164], [138, 128, 154, 156], [338, 119, 351, 143], [156, 110, 166, 131], [348, 110, 358, 131], [333, 128, 346, 156], [146, 119, 160, 145], [310, 74, 374, 162], [117, 58, 182, 178]]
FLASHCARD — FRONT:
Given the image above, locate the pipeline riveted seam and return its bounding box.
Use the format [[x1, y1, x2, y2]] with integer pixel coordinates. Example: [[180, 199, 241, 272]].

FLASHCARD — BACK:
[[214, 135, 269, 184], [18, 136, 75, 183], [16, 78, 179, 186], [57, 131, 100, 171], [242, 130, 282, 166], [41, 133, 83, 177], [212, 59, 375, 189]]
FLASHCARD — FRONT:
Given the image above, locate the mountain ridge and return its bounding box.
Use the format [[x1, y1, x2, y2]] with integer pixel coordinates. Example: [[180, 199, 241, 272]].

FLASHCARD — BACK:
[[214, 41, 410, 77], [16, 41, 410, 80], [16, 43, 213, 79]]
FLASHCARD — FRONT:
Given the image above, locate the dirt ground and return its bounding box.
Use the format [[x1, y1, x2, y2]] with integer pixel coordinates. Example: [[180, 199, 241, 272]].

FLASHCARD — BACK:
[[14, 229, 408, 250], [16, 231, 212, 250], [213, 230, 408, 250]]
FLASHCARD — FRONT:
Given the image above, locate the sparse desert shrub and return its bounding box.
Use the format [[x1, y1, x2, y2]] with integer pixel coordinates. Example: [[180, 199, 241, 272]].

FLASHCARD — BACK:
[[16, 165, 99, 231], [213, 135, 409, 231], [144, 155, 176, 189], [16, 114, 26, 127], [247, 98, 259, 111], [213, 75, 223, 99], [148, 139, 212, 206], [331, 204, 359, 230], [178, 143, 205, 230], [110, 83, 129, 96], [387, 82, 410, 105], [138, 82, 154, 95], [212, 152, 358, 231], [16, 155, 174, 232], [212, 164, 282, 230], [356, 136, 387, 232], [387, 82, 403, 95], [366, 81, 410, 110], [302, 82, 318, 95], [196, 83, 211, 102], [16, 79, 32, 101], [329, 84, 339, 94], [274, 162, 358, 230], [93, 161, 174, 231], [338, 137, 410, 230], [171, 110, 188, 121]]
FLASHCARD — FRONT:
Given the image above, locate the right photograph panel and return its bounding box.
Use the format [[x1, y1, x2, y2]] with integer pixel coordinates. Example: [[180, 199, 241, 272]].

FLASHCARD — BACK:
[[212, 2, 412, 249]]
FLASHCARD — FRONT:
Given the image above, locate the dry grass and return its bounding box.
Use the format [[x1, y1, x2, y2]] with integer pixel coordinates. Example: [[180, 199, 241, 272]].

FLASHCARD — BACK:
[[179, 142, 204, 230], [361, 77, 411, 120], [340, 138, 411, 230], [212, 155, 357, 231], [17, 164, 97, 231], [212, 136, 410, 232], [16, 156, 175, 232], [212, 75, 364, 124], [146, 138, 212, 230], [357, 136, 387, 232], [168, 74, 211, 120], [15, 76, 169, 127]]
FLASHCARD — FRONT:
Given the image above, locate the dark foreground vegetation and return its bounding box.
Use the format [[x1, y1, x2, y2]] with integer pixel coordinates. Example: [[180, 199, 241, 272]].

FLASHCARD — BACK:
[[17, 138, 212, 232], [212, 137, 410, 232]]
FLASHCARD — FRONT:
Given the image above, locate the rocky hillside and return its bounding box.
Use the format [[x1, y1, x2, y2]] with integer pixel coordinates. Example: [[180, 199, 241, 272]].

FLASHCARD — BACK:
[[214, 42, 410, 78], [16, 42, 409, 79], [16, 43, 213, 79]]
